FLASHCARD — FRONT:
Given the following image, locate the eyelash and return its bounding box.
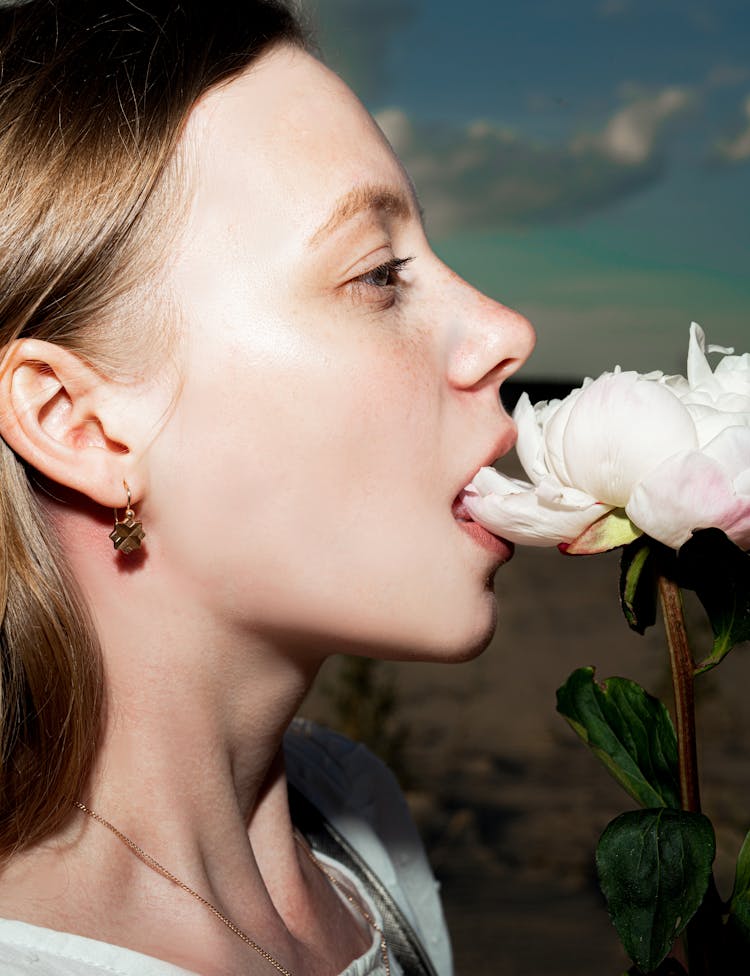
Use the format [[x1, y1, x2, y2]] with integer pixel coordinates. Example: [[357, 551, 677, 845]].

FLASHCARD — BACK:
[[352, 256, 414, 300]]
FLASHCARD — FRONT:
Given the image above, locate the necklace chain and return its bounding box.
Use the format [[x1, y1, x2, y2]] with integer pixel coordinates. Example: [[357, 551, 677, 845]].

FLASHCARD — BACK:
[[74, 801, 390, 976]]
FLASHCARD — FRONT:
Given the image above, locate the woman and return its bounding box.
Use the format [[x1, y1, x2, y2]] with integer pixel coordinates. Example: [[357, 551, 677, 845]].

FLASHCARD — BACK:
[[0, 1, 534, 974]]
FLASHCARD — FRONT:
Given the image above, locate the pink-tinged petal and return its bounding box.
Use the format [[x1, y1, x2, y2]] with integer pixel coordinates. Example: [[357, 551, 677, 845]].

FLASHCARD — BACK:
[[626, 451, 750, 550], [464, 467, 611, 547], [562, 372, 698, 506]]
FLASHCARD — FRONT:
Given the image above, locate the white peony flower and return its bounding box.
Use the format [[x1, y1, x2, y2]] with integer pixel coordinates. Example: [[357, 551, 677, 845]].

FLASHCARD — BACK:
[[464, 323, 750, 551]]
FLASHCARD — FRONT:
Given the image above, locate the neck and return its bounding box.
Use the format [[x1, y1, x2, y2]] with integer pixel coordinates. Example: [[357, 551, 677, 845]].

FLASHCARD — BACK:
[[87, 584, 319, 878], [47, 510, 342, 974], [0, 495, 375, 976]]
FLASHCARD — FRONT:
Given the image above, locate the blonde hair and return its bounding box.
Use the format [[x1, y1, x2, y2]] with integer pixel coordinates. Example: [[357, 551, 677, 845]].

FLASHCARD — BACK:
[[0, 0, 305, 857]]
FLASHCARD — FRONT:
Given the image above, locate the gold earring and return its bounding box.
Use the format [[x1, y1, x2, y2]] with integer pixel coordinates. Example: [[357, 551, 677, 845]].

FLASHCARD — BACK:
[[109, 481, 145, 554]]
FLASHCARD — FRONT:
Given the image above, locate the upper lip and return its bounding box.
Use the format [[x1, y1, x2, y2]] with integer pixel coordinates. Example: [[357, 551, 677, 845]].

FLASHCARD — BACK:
[[455, 424, 517, 503]]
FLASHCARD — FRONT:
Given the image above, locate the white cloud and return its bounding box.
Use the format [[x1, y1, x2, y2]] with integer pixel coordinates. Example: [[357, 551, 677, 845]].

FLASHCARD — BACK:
[[376, 88, 690, 235], [577, 87, 693, 164]]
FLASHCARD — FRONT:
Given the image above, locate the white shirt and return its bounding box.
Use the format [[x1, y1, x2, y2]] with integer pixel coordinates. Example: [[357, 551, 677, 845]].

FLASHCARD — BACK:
[[0, 720, 453, 976]]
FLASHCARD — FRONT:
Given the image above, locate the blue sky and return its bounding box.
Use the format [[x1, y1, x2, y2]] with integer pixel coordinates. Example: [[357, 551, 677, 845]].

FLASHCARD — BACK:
[[307, 0, 750, 378]]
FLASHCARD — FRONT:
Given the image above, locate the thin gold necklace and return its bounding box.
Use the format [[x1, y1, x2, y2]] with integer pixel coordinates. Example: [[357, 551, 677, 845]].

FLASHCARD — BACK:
[[75, 801, 390, 976]]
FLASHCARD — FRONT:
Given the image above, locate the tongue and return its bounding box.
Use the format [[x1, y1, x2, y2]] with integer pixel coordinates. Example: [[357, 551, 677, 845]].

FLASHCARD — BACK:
[[452, 492, 474, 521]]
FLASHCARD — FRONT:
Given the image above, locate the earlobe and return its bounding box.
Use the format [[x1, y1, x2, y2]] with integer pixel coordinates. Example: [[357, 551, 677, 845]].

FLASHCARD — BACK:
[[0, 338, 138, 508]]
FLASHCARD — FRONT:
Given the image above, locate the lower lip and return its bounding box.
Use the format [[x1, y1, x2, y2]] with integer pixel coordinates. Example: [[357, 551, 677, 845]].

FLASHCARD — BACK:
[[455, 517, 514, 563]]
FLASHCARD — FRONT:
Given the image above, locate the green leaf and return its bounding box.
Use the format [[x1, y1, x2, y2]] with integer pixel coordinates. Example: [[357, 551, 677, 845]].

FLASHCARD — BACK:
[[556, 668, 680, 809], [676, 529, 750, 673], [620, 536, 660, 634], [728, 829, 750, 945], [597, 809, 716, 973], [565, 508, 643, 555]]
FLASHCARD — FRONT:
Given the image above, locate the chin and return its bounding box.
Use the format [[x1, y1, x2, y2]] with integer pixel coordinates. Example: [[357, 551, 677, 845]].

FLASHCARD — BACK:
[[388, 589, 499, 665], [437, 610, 498, 664], [280, 583, 500, 665]]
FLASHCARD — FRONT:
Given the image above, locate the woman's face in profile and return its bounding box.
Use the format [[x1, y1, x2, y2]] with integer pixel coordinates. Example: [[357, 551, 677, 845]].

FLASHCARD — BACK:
[[149, 45, 534, 662]]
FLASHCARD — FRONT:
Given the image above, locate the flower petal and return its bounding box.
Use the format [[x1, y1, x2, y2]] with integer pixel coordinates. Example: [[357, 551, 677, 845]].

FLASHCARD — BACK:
[[687, 321, 717, 393], [468, 465, 532, 496], [626, 450, 750, 550], [535, 475, 606, 510], [541, 385, 584, 487], [513, 392, 549, 486], [682, 401, 750, 446], [713, 352, 750, 397], [464, 466, 612, 547], [687, 321, 750, 402], [701, 425, 750, 481], [562, 372, 698, 505]]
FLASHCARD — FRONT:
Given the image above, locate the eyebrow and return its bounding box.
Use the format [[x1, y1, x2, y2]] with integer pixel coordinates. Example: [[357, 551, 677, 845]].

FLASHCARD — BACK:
[[307, 183, 420, 248]]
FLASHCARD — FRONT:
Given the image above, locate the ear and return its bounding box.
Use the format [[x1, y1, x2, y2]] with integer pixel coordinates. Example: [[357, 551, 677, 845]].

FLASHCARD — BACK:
[[0, 338, 146, 508]]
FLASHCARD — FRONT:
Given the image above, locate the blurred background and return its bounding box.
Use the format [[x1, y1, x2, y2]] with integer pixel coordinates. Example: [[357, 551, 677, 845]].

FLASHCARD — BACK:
[[301, 0, 749, 380], [297, 2, 750, 973]]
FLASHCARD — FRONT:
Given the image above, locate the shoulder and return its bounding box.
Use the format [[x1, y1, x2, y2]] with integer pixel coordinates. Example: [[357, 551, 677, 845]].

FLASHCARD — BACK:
[[284, 718, 453, 976]]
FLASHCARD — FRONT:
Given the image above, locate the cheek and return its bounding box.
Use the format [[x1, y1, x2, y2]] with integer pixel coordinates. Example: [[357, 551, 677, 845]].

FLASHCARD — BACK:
[[258, 336, 439, 537], [151, 319, 442, 607], [146, 320, 498, 662]]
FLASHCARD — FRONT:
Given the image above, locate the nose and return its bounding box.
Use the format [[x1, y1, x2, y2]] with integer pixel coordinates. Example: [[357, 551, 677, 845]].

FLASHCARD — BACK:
[[441, 266, 536, 391]]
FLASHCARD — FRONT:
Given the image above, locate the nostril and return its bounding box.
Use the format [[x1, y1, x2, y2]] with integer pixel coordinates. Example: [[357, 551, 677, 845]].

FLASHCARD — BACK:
[[496, 357, 524, 381], [462, 358, 522, 394]]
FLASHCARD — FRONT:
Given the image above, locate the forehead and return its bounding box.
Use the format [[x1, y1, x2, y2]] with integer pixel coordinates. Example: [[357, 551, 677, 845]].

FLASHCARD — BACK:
[[181, 46, 411, 255]]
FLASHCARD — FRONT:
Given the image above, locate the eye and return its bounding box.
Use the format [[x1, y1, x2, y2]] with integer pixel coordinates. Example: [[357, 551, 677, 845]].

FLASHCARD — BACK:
[[354, 256, 414, 290]]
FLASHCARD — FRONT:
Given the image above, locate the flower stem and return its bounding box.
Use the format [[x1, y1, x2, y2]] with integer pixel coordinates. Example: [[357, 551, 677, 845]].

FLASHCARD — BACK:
[[658, 575, 700, 813], [658, 574, 722, 975]]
